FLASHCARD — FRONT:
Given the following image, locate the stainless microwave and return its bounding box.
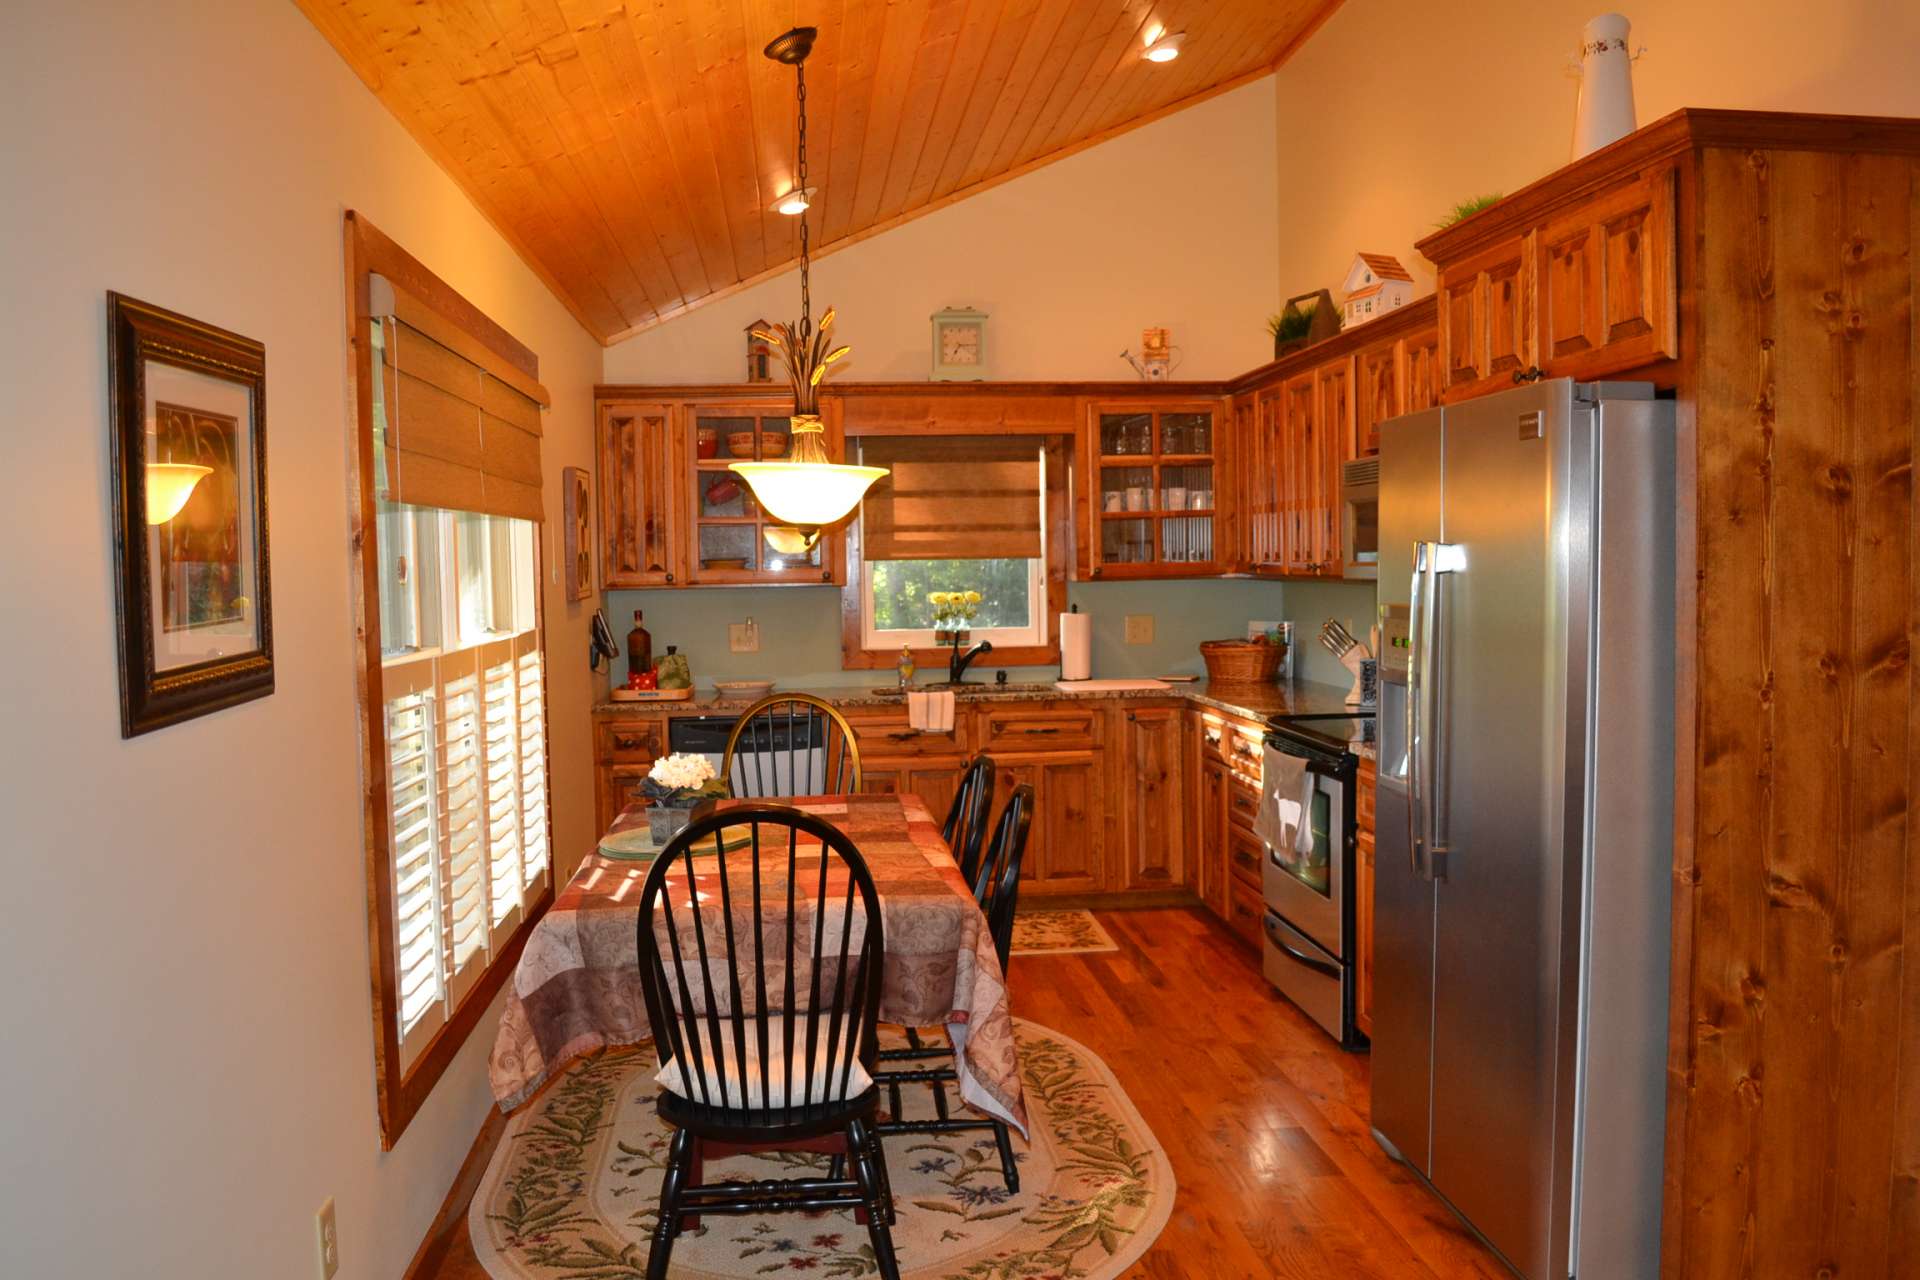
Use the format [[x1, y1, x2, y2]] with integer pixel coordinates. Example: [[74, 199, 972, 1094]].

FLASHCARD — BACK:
[[1340, 456, 1379, 579]]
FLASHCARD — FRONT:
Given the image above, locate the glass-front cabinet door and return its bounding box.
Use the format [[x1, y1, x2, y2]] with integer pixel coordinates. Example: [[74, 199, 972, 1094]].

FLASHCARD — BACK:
[[686, 403, 838, 585], [1082, 399, 1227, 578]]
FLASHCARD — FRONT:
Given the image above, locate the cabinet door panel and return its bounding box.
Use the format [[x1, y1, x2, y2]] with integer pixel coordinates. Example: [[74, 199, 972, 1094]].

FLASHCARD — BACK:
[[1404, 326, 1441, 413], [992, 753, 1103, 895], [1314, 359, 1351, 574], [1536, 166, 1678, 380], [598, 402, 678, 587], [1355, 339, 1401, 458], [1119, 707, 1186, 891], [1280, 373, 1317, 573], [1438, 235, 1534, 402]]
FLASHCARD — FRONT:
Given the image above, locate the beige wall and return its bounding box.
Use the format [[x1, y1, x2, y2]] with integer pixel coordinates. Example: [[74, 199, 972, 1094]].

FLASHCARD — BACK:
[[603, 76, 1281, 384], [1273, 0, 1920, 302], [0, 2, 600, 1276]]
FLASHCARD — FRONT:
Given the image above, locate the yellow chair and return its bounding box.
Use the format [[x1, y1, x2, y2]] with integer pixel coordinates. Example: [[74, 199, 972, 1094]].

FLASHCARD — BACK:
[[721, 693, 863, 797]]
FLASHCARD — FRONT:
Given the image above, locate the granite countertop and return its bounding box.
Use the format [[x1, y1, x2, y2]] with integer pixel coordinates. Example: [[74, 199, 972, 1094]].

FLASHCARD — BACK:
[[596, 678, 1376, 756]]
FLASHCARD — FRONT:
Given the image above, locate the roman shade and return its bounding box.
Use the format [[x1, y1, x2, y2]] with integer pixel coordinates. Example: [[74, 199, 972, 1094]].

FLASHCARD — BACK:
[[858, 436, 1044, 561], [371, 273, 550, 521]]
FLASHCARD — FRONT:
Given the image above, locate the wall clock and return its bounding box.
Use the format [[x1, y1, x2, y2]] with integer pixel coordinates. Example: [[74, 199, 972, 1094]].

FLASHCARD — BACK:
[[930, 306, 988, 381]]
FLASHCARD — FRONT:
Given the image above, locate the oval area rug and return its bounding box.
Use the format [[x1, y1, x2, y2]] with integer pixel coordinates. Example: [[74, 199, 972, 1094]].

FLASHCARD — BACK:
[[470, 1018, 1175, 1279]]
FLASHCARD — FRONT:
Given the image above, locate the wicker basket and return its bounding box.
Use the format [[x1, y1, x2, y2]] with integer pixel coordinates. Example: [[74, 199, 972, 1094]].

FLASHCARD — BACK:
[[1199, 638, 1286, 684]]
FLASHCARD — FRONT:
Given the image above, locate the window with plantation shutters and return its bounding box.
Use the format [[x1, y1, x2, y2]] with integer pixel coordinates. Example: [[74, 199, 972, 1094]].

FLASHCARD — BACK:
[[348, 214, 556, 1147], [376, 508, 550, 1071]]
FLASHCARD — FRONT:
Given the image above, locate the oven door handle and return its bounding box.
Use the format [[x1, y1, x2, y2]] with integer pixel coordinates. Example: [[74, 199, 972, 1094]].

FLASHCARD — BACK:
[[1264, 914, 1343, 979]]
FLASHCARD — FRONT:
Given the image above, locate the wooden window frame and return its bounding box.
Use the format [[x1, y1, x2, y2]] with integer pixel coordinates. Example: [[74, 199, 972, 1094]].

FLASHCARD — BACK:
[[839, 437, 1070, 670], [344, 212, 554, 1148]]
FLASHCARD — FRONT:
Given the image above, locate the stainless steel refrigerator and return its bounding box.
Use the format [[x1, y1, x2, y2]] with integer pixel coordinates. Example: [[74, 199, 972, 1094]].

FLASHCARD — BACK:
[[1372, 380, 1674, 1280]]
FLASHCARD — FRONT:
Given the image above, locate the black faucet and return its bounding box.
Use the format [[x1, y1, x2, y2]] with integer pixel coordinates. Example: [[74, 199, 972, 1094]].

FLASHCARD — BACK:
[[948, 639, 994, 684]]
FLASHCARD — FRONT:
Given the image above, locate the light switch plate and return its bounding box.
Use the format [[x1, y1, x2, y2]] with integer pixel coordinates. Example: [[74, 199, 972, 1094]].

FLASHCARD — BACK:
[[728, 621, 759, 654], [1124, 614, 1154, 645]]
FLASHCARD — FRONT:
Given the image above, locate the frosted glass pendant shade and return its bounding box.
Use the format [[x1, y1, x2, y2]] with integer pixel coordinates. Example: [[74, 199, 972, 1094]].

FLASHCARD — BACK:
[[145, 463, 213, 524], [729, 415, 884, 531]]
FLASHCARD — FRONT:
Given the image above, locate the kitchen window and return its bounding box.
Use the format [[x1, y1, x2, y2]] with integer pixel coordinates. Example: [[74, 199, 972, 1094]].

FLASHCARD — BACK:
[[346, 213, 554, 1148], [843, 434, 1068, 668]]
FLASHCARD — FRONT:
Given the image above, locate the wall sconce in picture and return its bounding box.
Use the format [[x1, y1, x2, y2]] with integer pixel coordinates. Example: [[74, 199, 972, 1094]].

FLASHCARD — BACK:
[[108, 292, 273, 736]]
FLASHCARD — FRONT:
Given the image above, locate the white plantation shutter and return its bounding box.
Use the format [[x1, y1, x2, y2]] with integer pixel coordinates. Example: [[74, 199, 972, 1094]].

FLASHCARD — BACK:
[[381, 520, 549, 1072], [482, 644, 525, 937], [517, 639, 550, 890]]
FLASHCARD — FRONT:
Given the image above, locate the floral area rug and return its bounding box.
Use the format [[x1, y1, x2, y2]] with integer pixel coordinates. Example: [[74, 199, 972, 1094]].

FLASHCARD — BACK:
[[1009, 911, 1118, 957], [470, 1019, 1173, 1279]]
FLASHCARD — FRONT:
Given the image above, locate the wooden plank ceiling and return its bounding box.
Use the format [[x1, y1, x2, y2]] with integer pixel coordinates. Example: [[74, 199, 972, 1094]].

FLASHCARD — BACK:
[[298, 0, 1339, 343]]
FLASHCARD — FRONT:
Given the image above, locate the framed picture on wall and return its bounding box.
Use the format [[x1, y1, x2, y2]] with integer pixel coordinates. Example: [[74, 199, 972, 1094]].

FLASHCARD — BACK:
[[108, 292, 273, 736], [563, 465, 593, 601]]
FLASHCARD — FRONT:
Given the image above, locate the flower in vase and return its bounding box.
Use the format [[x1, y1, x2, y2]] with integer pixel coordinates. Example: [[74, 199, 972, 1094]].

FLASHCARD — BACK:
[[639, 752, 725, 807]]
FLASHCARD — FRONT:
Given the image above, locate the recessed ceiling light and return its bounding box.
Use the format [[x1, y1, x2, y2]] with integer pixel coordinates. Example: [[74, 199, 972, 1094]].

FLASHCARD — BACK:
[[771, 187, 815, 215], [1143, 31, 1184, 62]]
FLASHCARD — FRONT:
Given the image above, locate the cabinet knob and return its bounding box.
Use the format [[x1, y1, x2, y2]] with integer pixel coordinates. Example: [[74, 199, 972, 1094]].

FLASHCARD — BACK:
[[1512, 366, 1545, 385], [665, 571, 675, 583], [821, 569, 833, 582]]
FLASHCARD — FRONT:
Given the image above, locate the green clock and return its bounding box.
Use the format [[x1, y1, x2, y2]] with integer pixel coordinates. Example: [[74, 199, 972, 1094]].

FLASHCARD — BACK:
[[930, 307, 988, 381]]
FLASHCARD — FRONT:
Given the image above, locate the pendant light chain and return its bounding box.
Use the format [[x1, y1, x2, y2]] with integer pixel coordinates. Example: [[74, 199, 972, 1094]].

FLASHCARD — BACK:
[[795, 57, 812, 344]]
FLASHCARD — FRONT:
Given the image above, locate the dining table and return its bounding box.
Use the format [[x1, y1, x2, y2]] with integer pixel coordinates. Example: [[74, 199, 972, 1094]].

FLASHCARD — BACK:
[[487, 792, 1028, 1136]]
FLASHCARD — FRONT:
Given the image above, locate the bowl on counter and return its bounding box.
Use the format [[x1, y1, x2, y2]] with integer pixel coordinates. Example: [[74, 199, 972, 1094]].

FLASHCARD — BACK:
[[726, 431, 757, 458], [714, 679, 774, 700]]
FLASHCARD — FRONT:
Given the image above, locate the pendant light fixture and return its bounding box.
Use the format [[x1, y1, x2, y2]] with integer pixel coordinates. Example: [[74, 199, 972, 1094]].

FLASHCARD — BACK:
[[731, 26, 885, 553]]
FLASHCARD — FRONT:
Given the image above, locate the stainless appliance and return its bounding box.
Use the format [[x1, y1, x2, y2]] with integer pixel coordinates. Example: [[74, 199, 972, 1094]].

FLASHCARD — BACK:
[[1339, 455, 1379, 579], [668, 714, 826, 795], [1259, 713, 1375, 1049], [1372, 380, 1674, 1280]]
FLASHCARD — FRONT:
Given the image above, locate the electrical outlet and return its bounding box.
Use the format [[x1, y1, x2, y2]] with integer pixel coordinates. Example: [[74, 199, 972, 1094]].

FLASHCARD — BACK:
[[1124, 614, 1154, 645], [728, 619, 760, 654], [315, 1198, 339, 1280]]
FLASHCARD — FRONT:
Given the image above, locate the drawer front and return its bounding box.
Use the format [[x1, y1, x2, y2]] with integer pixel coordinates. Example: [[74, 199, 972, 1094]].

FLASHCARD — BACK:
[[843, 711, 970, 759], [981, 707, 1097, 752], [1226, 877, 1265, 948], [599, 719, 664, 762], [1227, 772, 1262, 833], [1197, 714, 1229, 762], [1357, 758, 1377, 834], [1228, 823, 1265, 891], [1225, 721, 1264, 780]]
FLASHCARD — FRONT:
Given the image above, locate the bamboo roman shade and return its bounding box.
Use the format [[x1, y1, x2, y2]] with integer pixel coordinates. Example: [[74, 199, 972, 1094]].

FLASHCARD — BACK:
[[859, 436, 1044, 560], [371, 274, 550, 522]]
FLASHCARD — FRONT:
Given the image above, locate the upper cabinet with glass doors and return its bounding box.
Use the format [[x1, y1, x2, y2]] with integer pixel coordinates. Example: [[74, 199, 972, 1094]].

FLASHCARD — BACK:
[[1078, 399, 1231, 579], [596, 394, 847, 589]]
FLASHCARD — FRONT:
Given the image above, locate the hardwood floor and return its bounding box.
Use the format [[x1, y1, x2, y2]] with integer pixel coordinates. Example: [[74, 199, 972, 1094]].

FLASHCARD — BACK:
[[420, 908, 1506, 1279]]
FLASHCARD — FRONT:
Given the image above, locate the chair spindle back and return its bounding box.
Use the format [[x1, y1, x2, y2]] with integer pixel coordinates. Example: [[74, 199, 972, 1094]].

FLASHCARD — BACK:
[[975, 784, 1034, 973], [942, 754, 996, 889], [722, 695, 862, 798]]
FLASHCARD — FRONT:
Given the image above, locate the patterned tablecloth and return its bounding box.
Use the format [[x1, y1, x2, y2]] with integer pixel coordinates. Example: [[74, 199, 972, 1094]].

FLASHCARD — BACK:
[[488, 794, 1028, 1136]]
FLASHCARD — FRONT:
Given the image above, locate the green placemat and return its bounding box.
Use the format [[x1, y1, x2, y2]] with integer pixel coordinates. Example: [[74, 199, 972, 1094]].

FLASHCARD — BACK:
[[598, 825, 755, 862]]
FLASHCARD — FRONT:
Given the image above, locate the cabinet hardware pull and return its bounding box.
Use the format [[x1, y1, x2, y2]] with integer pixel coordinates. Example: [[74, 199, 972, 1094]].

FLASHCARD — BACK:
[[1021, 726, 1062, 734], [821, 570, 832, 581], [613, 734, 644, 751], [665, 572, 675, 583], [1512, 366, 1545, 384], [886, 731, 918, 741], [1204, 731, 1222, 744]]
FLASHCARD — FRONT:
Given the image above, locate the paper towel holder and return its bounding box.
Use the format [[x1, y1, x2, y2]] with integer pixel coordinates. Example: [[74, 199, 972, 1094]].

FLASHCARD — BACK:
[[1058, 603, 1093, 683]]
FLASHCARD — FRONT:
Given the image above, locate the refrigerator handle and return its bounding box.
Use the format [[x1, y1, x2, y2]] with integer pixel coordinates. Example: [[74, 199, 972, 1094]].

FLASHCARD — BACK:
[[1424, 543, 1462, 880], [1405, 541, 1432, 878]]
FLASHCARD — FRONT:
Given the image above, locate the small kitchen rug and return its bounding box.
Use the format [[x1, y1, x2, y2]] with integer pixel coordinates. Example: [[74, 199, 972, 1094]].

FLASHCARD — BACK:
[[470, 1019, 1173, 1280], [1011, 910, 1119, 956]]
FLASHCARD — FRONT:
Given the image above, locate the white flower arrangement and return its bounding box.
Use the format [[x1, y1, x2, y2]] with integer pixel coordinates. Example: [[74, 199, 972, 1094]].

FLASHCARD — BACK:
[[640, 752, 725, 808], [647, 752, 716, 790]]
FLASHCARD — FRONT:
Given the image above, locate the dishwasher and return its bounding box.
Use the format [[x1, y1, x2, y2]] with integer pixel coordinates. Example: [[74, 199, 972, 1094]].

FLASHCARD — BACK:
[[668, 713, 829, 796]]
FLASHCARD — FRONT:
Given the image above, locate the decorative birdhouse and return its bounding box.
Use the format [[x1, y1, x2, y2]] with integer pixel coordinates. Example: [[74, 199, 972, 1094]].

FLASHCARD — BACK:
[[1340, 254, 1416, 328], [745, 319, 774, 383]]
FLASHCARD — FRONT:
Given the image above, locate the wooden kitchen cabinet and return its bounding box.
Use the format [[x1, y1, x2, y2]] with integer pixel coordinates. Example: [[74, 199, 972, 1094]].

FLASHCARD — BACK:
[[1403, 326, 1441, 413], [1354, 339, 1399, 458], [686, 402, 841, 585], [1195, 734, 1231, 918], [1117, 705, 1186, 892], [1080, 399, 1230, 579], [598, 400, 682, 587], [1424, 163, 1677, 402], [992, 750, 1104, 897], [1533, 165, 1678, 380], [1437, 231, 1535, 400]]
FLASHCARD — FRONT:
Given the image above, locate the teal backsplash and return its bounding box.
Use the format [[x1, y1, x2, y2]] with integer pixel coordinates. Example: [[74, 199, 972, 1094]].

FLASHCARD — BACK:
[[604, 576, 1378, 690]]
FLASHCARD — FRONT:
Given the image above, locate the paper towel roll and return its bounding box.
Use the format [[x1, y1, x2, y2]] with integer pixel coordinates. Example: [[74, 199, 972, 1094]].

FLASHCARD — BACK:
[[1059, 611, 1092, 680]]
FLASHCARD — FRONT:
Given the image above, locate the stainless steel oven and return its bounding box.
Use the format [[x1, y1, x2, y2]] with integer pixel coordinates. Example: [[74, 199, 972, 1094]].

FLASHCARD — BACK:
[[1259, 713, 1373, 1049]]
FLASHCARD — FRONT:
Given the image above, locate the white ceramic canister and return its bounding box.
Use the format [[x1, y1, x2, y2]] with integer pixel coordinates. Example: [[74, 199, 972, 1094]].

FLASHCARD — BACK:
[[1572, 13, 1638, 159]]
